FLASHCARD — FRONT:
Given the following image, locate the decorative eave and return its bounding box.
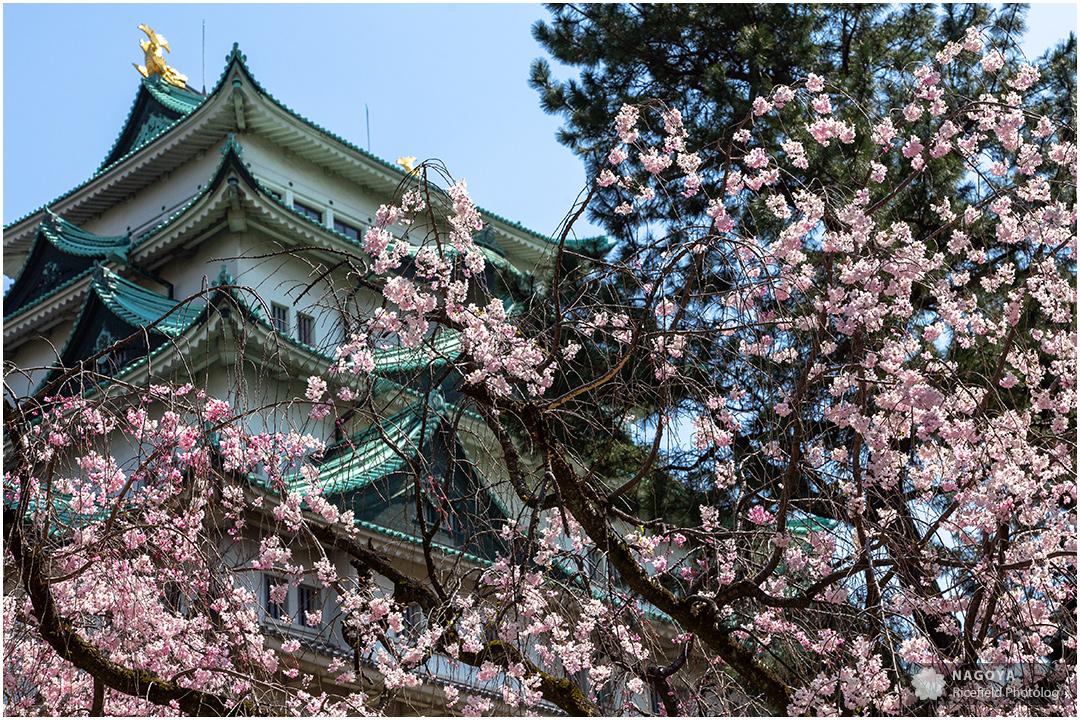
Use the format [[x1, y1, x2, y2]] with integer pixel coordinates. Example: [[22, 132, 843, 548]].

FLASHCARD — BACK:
[[33, 266, 207, 396], [4, 141, 255, 349], [229, 82, 560, 268], [128, 136, 379, 273], [2, 269, 96, 347], [3, 210, 131, 320], [4, 105, 234, 266], [38, 209, 133, 258], [277, 401, 438, 498], [130, 136, 526, 291], [91, 265, 201, 336], [98, 74, 205, 172]]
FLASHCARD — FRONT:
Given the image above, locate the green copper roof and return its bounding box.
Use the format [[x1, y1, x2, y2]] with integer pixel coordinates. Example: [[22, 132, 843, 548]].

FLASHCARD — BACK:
[[4, 212, 132, 322], [285, 403, 439, 497], [141, 73, 205, 115], [561, 234, 617, 254], [30, 266, 209, 397], [354, 519, 493, 569], [91, 266, 202, 336], [372, 330, 463, 373], [97, 74, 205, 173], [786, 515, 839, 536], [3, 266, 94, 324], [38, 209, 131, 258]]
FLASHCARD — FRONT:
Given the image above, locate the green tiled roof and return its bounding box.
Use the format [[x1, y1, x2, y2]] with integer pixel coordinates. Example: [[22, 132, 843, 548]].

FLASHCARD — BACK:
[[561, 234, 617, 254], [141, 73, 205, 115], [91, 266, 202, 336], [284, 403, 439, 497], [3, 266, 94, 324], [39, 209, 131, 259], [786, 515, 838, 536], [5, 143, 249, 325], [97, 74, 206, 174], [30, 267, 209, 397], [354, 519, 493, 569], [4, 212, 132, 322], [371, 330, 463, 373]]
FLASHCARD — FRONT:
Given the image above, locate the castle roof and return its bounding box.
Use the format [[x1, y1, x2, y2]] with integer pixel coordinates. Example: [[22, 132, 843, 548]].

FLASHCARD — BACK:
[[4, 210, 132, 321], [89, 265, 201, 336], [282, 402, 439, 498], [4, 44, 611, 269], [98, 73, 207, 172]]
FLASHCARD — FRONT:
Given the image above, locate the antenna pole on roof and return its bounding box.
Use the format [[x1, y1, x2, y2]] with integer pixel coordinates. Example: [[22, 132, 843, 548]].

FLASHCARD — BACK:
[[202, 20, 206, 94], [366, 104, 371, 152]]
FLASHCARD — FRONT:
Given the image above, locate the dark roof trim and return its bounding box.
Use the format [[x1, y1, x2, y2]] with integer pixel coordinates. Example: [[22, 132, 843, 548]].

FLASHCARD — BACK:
[[98, 74, 205, 172]]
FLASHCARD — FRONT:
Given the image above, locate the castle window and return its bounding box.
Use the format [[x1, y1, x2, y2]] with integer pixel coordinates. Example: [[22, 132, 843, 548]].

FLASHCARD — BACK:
[[294, 200, 323, 223], [403, 603, 425, 639], [333, 219, 361, 241], [423, 502, 438, 528], [271, 303, 289, 334], [265, 576, 288, 621], [297, 584, 320, 625], [297, 313, 315, 346]]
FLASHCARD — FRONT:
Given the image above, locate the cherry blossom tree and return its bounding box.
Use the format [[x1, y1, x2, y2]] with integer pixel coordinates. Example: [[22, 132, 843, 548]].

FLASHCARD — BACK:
[[4, 27, 1075, 716]]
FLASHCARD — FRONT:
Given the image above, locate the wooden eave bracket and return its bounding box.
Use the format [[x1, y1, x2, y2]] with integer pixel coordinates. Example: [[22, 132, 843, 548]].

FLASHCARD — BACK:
[[231, 79, 247, 131]]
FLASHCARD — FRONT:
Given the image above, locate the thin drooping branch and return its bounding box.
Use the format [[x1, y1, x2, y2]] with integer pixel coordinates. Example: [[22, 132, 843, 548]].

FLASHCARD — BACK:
[[305, 518, 599, 716], [5, 509, 265, 717], [514, 402, 794, 711]]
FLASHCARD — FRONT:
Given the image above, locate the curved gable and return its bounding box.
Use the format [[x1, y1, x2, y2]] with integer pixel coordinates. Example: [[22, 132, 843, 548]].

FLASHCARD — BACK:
[[4, 211, 131, 320], [98, 75, 205, 172]]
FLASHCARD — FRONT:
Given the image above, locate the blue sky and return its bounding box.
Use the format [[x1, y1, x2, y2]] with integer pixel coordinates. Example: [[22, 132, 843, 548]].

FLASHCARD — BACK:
[[3, 4, 603, 238], [3, 3, 1076, 244]]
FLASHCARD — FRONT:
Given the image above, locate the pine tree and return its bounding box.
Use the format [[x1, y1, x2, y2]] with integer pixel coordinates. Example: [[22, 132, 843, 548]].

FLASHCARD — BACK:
[[530, 3, 1069, 250]]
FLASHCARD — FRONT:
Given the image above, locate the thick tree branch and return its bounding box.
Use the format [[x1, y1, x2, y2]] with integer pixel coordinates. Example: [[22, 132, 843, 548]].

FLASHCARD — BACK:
[[5, 509, 264, 717]]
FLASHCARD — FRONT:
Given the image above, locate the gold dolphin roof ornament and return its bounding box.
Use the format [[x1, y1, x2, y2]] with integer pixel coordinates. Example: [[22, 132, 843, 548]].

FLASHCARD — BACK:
[[133, 24, 188, 89], [397, 156, 420, 176]]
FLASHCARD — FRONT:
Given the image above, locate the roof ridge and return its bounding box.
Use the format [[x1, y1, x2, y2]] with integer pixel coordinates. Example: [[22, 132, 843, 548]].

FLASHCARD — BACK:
[[4, 212, 132, 322], [95, 74, 206, 175], [91, 265, 202, 336], [39, 208, 132, 257]]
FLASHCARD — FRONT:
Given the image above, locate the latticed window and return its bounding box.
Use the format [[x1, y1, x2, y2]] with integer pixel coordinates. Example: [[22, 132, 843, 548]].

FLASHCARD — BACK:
[[271, 304, 288, 334], [424, 500, 459, 534], [297, 313, 314, 346], [293, 200, 322, 223], [403, 603, 424, 639], [333, 219, 361, 241], [297, 585, 319, 625], [265, 576, 287, 621]]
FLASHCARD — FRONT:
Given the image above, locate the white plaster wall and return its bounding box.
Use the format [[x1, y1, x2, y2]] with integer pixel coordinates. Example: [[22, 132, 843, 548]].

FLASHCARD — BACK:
[[165, 230, 242, 304], [4, 320, 76, 399], [82, 151, 222, 241], [231, 224, 355, 354], [241, 134, 387, 233]]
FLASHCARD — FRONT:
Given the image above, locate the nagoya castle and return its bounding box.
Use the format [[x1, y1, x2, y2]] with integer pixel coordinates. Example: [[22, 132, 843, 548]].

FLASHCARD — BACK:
[[3, 27, 609, 714]]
